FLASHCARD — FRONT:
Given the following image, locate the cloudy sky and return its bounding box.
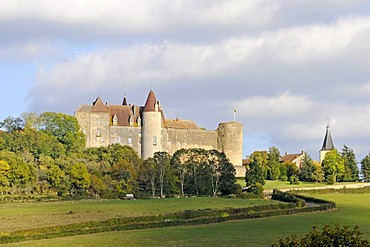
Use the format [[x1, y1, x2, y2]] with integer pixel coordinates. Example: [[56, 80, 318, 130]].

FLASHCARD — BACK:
[[1, 0, 370, 161]]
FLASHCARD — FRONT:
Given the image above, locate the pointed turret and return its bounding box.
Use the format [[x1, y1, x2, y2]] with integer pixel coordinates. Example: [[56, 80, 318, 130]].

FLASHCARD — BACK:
[[122, 96, 128, 106], [143, 90, 157, 112], [319, 121, 335, 163], [141, 90, 162, 159], [321, 124, 334, 150]]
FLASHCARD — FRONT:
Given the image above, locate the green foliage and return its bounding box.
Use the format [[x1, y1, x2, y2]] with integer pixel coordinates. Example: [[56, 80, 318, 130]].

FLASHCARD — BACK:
[[267, 146, 281, 180], [341, 145, 359, 182], [289, 175, 299, 185], [273, 224, 370, 247], [322, 149, 345, 183], [361, 152, 370, 181], [69, 163, 91, 192], [38, 112, 85, 154], [299, 153, 324, 182]]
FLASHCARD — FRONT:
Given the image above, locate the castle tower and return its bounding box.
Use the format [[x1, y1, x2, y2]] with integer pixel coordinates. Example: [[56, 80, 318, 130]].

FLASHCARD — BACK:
[[141, 90, 163, 159], [319, 122, 335, 163], [217, 121, 244, 177]]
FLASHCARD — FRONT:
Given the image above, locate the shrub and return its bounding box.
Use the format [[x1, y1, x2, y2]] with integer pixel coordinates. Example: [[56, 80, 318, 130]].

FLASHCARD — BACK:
[[289, 175, 299, 185], [272, 224, 370, 247]]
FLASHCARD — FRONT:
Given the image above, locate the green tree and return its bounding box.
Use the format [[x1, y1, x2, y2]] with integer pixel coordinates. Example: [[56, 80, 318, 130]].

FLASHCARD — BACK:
[[140, 158, 157, 198], [110, 159, 137, 196], [38, 112, 85, 154], [267, 146, 281, 180], [153, 152, 171, 198], [322, 149, 345, 183], [69, 163, 91, 192], [245, 151, 266, 190], [284, 161, 299, 179], [299, 153, 324, 182], [273, 224, 370, 247], [0, 160, 10, 187], [171, 149, 189, 196], [46, 164, 65, 189], [0, 116, 24, 132], [361, 152, 370, 181], [341, 145, 359, 182]]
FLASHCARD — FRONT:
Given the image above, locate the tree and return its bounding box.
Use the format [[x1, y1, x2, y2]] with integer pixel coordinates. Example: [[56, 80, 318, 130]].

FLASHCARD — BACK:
[[0, 160, 10, 187], [0, 116, 24, 132], [267, 146, 281, 180], [284, 161, 299, 179], [322, 149, 345, 183], [245, 151, 265, 189], [140, 158, 157, 198], [110, 159, 137, 196], [171, 149, 189, 196], [69, 163, 91, 192], [361, 152, 370, 182], [38, 112, 85, 154], [273, 224, 370, 247], [299, 153, 324, 182], [153, 152, 171, 198], [341, 145, 359, 182]]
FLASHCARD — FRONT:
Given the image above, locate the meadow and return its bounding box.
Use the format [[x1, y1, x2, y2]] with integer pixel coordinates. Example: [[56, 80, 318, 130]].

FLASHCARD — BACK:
[[2, 192, 369, 247], [0, 197, 278, 233]]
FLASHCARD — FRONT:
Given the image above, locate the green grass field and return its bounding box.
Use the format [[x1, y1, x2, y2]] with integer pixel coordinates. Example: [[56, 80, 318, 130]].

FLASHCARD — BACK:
[[0, 197, 277, 233], [4, 193, 370, 247]]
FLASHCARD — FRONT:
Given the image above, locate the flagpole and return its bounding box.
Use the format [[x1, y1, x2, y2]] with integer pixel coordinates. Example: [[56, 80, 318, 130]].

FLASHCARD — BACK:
[[233, 107, 236, 121]]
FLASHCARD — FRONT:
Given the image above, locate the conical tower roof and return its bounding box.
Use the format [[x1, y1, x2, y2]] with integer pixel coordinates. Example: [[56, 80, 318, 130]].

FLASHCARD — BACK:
[[143, 90, 157, 112], [321, 123, 334, 150], [122, 96, 128, 106]]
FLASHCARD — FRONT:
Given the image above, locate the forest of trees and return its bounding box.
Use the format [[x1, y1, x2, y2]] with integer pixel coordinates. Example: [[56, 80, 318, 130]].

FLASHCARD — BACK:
[[0, 113, 237, 198]]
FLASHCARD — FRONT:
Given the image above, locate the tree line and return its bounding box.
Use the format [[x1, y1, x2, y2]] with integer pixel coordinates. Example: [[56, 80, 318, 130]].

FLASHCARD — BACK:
[[0, 113, 237, 198], [245, 145, 370, 195]]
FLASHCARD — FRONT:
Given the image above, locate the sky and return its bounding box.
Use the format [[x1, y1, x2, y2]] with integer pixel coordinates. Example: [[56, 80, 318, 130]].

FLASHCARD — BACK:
[[1, 0, 370, 161]]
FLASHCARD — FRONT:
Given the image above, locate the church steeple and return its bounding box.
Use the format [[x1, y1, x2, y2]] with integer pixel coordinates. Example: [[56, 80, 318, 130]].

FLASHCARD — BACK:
[[319, 120, 335, 163], [321, 122, 334, 151]]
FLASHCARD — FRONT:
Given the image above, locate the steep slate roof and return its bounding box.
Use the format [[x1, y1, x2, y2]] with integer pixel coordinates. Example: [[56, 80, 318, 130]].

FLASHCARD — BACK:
[[143, 90, 157, 112], [321, 124, 334, 150], [91, 97, 109, 112], [122, 96, 128, 106], [165, 119, 199, 129]]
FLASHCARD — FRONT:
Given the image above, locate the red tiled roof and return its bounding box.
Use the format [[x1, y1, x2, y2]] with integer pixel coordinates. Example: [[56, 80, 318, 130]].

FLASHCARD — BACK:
[[280, 153, 302, 163]]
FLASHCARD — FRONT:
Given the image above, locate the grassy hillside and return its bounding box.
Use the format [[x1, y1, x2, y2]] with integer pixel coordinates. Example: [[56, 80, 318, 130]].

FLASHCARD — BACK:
[[0, 197, 277, 233], [4, 193, 370, 246]]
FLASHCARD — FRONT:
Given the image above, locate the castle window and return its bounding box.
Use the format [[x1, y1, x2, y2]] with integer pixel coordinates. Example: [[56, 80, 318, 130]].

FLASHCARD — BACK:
[[128, 137, 132, 144], [112, 115, 118, 126], [96, 128, 101, 137], [98, 120, 102, 126], [153, 136, 157, 146]]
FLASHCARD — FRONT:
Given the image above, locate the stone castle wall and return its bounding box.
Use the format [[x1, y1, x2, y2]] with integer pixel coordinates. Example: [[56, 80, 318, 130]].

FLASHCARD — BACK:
[[110, 126, 141, 153], [162, 128, 218, 155]]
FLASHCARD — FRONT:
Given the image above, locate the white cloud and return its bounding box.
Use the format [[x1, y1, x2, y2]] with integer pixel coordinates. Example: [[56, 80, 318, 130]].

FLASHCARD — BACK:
[[0, 0, 279, 33]]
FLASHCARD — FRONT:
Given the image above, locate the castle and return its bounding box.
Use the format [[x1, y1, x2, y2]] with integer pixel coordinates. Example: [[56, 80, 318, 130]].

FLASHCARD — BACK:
[[75, 90, 245, 177]]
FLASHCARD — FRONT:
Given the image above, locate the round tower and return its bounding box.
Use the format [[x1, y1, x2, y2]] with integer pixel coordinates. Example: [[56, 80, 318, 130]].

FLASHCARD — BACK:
[[217, 121, 244, 177], [141, 90, 163, 159]]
